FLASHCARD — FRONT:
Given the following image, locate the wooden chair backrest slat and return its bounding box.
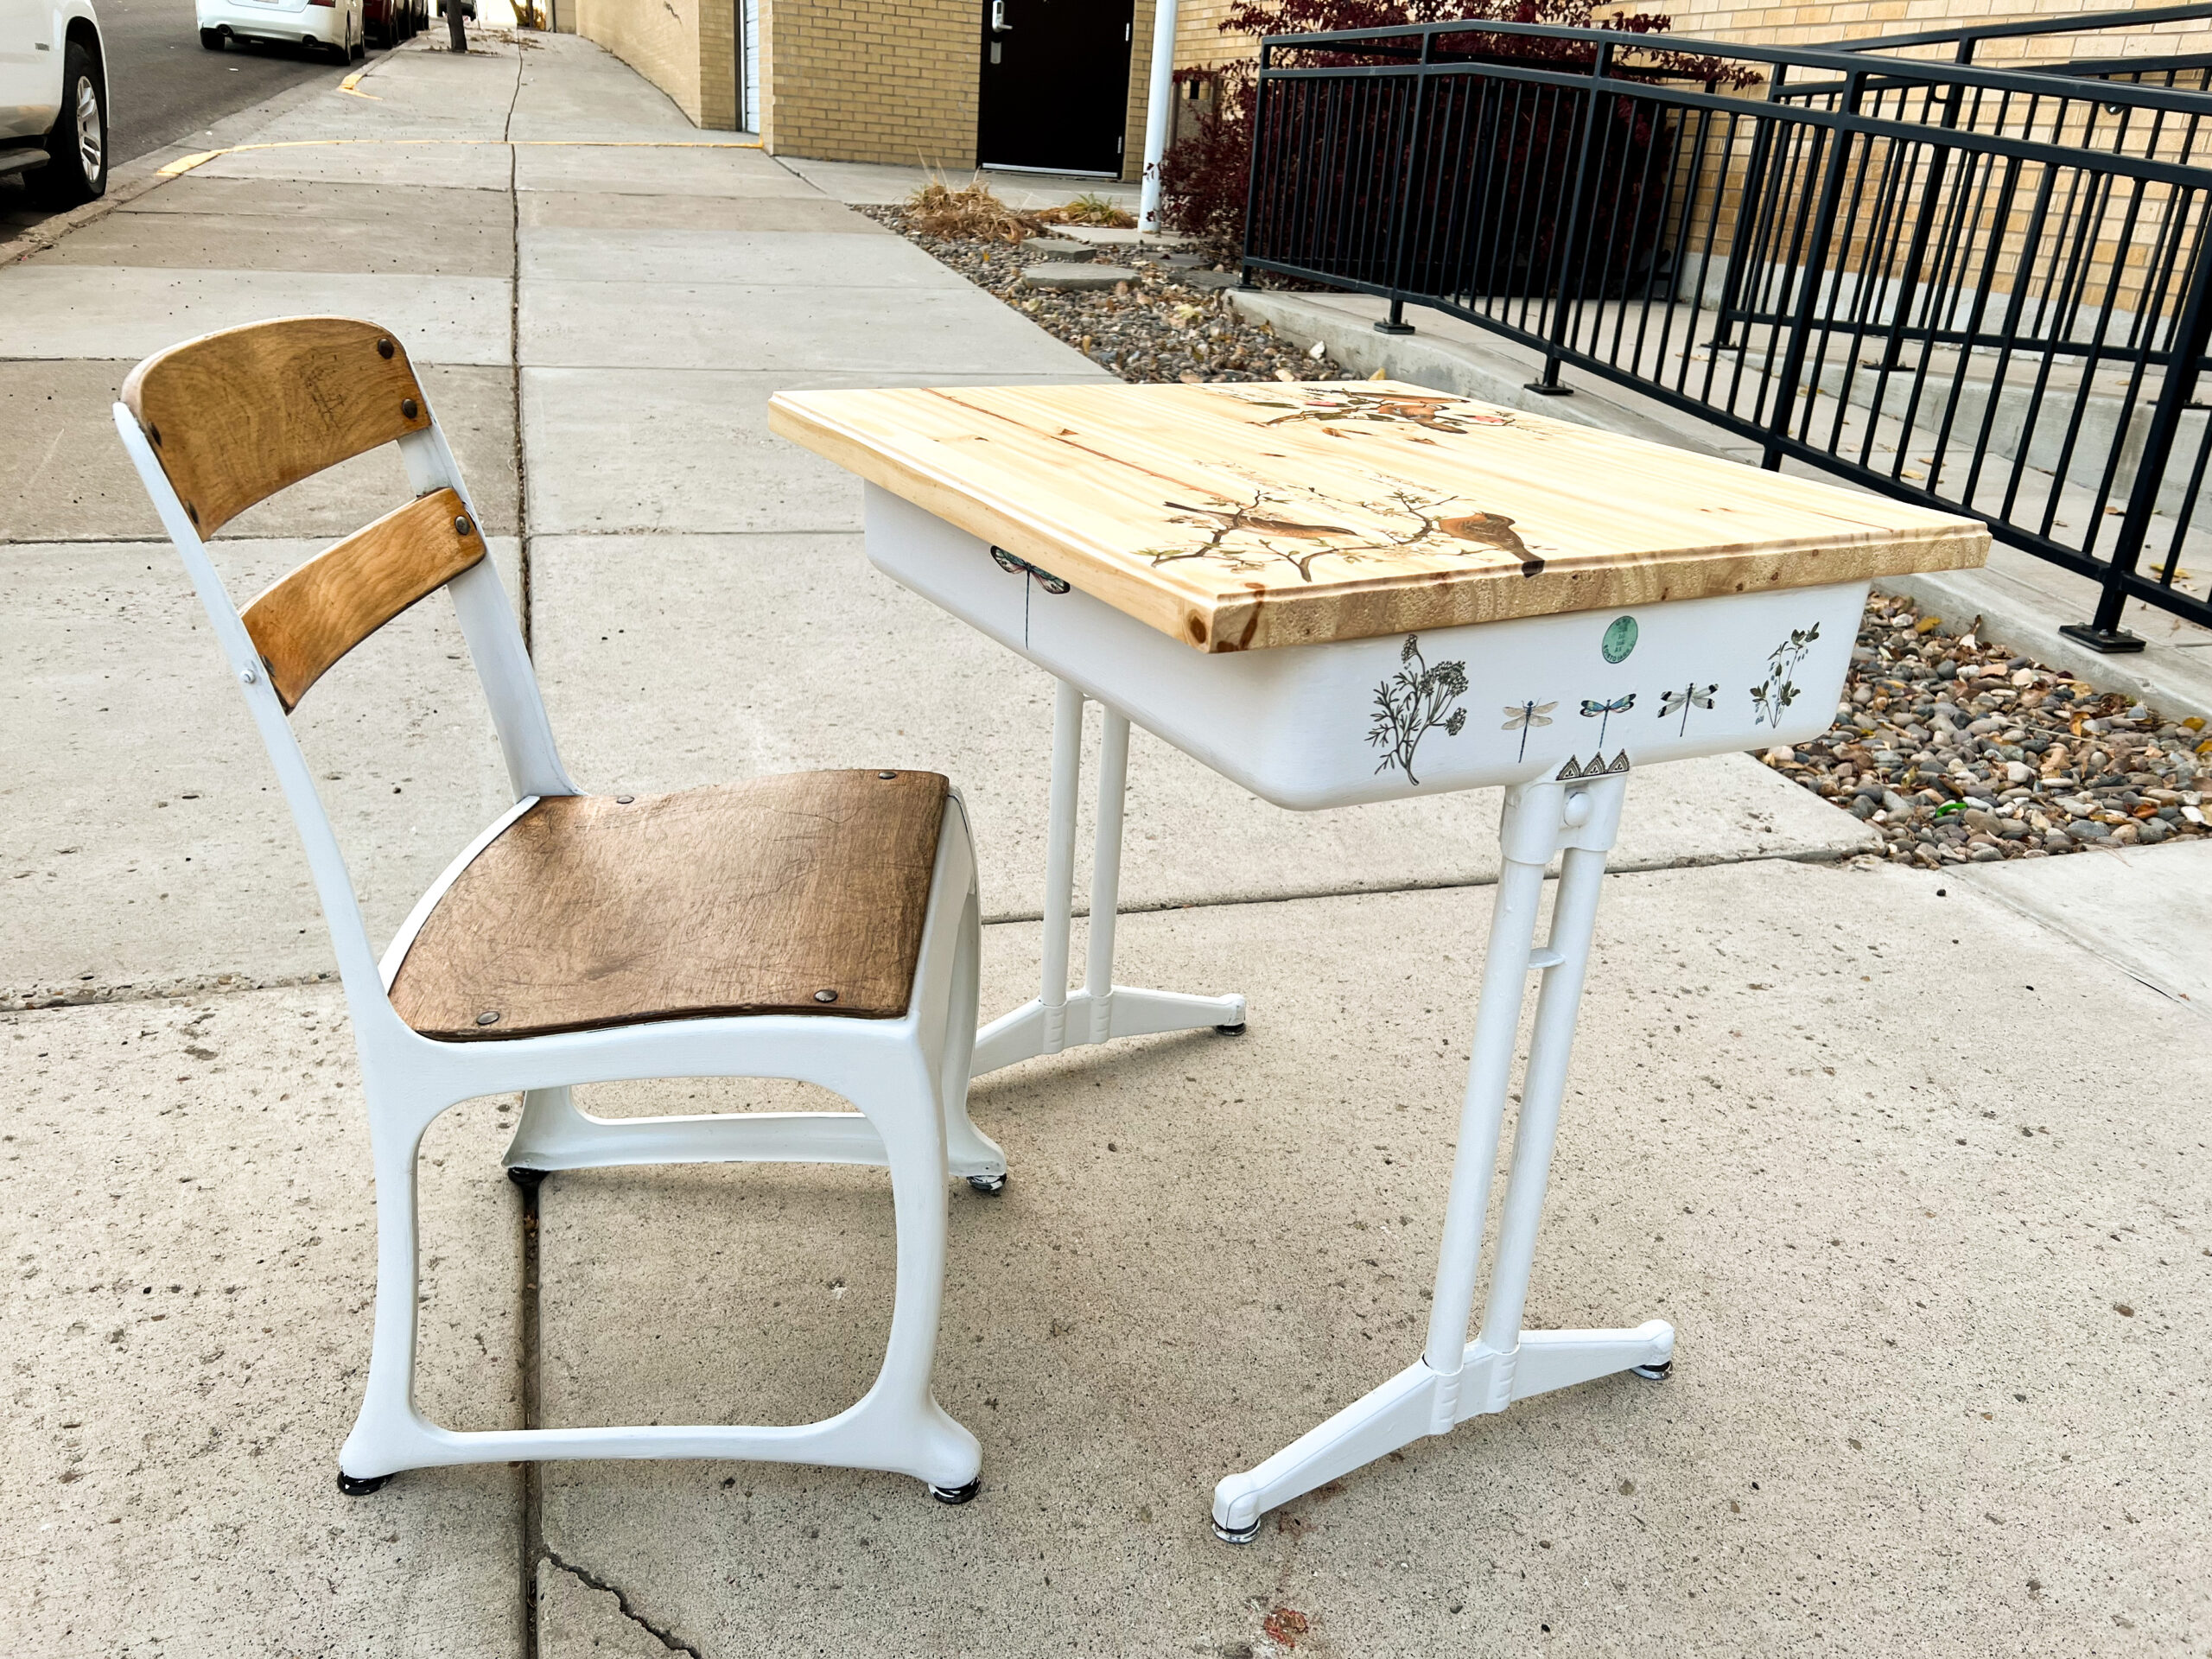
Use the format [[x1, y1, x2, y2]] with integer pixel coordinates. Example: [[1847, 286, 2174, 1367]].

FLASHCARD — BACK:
[[243, 486, 488, 712], [121, 316, 431, 536]]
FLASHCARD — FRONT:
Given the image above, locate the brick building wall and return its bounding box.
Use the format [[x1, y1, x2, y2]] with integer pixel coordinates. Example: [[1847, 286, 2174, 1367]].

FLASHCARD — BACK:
[[573, 0, 740, 129], [763, 0, 980, 166], [575, 0, 1166, 181], [1649, 0, 2208, 60]]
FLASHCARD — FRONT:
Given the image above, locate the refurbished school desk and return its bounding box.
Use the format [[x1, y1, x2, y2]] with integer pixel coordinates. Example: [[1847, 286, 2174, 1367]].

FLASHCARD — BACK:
[[769, 379, 1988, 1541]]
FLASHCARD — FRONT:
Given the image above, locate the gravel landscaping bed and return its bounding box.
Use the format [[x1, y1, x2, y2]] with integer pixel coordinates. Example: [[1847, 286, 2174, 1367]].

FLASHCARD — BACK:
[[1764, 591, 2209, 863], [861, 206, 1349, 384], [870, 211, 2209, 865]]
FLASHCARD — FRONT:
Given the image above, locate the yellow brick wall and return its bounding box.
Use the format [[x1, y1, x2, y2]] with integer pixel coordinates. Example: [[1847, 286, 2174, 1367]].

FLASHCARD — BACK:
[[572, 0, 741, 130], [1168, 0, 2212, 73], [1656, 0, 2209, 62], [765, 0, 982, 169]]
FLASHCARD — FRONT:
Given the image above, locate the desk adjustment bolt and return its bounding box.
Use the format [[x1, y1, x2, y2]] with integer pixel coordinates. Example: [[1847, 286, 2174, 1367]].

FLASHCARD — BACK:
[[1212, 1512, 1262, 1545], [338, 1471, 391, 1497], [1632, 1360, 1673, 1381], [930, 1478, 982, 1505], [967, 1173, 1007, 1194]]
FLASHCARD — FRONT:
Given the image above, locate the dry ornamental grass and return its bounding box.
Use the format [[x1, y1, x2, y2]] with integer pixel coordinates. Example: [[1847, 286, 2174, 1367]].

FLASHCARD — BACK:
[[867, 188, 1351, 385]]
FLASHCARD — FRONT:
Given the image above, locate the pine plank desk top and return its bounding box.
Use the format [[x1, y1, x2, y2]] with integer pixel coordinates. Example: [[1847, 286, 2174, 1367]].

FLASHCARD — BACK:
[[768, 380, 1989, 653]]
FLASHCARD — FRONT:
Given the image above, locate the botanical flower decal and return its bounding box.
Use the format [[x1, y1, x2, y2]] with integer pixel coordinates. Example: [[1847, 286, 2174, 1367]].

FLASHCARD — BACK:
[[1751, 625, 1821, 727], [1369, 634, 1469, 786]]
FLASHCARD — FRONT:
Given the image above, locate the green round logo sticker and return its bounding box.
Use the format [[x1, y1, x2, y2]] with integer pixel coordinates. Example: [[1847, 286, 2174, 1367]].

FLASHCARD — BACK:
[[1601, 614, 1639, 664]]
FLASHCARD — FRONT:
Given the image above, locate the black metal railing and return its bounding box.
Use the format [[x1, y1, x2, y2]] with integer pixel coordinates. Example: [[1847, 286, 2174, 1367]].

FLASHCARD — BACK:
[[1239, 13, 2212, 652]]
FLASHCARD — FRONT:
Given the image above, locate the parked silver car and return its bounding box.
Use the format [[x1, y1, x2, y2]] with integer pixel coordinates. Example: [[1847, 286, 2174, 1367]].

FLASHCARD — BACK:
[[0, 0, 105, 206]]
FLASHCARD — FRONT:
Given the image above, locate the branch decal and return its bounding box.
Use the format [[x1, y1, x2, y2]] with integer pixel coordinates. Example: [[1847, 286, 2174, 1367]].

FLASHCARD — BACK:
[[1751, 624, 1821, 728]]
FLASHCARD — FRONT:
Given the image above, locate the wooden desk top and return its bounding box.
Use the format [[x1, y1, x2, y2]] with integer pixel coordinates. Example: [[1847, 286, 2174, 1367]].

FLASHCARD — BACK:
[[768, 380, 1988, 653]]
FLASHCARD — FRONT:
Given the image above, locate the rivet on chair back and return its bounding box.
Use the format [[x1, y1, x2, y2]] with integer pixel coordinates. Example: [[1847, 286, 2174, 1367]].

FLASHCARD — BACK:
[[120, 315, 433, 536]]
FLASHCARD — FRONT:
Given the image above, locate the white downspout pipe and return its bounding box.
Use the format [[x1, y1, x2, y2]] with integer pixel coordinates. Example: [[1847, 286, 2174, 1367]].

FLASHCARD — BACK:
[[1138, 0, 1180, 236]]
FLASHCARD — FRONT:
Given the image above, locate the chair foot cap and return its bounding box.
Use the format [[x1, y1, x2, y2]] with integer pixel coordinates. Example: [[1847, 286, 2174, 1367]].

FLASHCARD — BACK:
[[505, 1166, 547, 1190], [338, 1471, 392, 1497], [966, 1173, 1007, 1195], [930, 1477, 982, 1505], [1212, 1512, 1262, 1544], [1214, 1022, 1247, 1036], [1632, 1360, 1673, 1381]]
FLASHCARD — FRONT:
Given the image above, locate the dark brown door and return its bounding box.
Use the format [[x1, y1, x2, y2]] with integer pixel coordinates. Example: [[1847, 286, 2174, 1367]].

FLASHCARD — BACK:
[[976, 0, 1134, 178]]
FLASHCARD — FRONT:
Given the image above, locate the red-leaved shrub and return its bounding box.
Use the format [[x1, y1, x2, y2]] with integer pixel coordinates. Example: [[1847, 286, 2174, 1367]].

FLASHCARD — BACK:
[[1161, 0, 1752, 281]]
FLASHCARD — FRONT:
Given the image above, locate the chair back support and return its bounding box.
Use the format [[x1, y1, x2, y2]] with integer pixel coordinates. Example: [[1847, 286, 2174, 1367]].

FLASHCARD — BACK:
[[122, 316, 433, 536], [113, 315, 575, 1032], [245, 487, 488, 712]]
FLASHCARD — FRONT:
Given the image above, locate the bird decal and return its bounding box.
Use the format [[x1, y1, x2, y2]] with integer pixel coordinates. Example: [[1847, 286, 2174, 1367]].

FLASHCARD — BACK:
[[1436, 511, 1530, 559]]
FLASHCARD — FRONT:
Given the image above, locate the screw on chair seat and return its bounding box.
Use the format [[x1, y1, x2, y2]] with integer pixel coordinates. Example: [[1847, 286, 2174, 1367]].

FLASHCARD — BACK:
[[388, 770, 951, 1041]]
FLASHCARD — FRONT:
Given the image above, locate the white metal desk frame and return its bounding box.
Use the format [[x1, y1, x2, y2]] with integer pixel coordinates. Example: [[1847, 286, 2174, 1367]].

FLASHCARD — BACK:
[[976, 675, 1662, 1543], [970, 681, 1245, 1080]]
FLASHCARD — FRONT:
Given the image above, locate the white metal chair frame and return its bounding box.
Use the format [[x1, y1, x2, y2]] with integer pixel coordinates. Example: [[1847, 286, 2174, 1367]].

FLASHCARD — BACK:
[[113, 337, 1005, 1502]]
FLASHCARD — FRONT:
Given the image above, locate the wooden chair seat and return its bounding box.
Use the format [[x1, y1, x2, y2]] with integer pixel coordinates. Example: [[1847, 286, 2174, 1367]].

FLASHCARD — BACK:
[[389, 771, 951, 1041]]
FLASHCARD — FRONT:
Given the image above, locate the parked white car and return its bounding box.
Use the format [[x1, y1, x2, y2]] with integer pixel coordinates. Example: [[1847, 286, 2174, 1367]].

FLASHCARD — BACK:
[[0, 0, 107, 207], [197, 0, 365, 62]]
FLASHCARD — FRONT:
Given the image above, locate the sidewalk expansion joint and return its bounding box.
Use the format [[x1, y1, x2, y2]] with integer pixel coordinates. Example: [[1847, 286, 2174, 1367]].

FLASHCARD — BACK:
[[542, 1554, 705, 1658]]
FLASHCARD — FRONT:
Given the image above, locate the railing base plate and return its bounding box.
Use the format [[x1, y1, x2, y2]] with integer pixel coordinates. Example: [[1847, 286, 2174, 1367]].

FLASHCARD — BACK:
[[2057, 622, 2147, 655]]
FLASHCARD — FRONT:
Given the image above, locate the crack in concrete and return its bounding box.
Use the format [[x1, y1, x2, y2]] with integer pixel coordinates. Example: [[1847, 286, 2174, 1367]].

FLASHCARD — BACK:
[[542, 1554, 706, 1658]]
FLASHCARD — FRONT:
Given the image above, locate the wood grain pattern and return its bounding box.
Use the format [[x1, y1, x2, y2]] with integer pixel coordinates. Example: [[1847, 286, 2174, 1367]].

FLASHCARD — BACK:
[[122, 315, 431, 536], [388, 772, 950, 1042], [768, 380, 1991, 652], [242, 487, 486, 712]]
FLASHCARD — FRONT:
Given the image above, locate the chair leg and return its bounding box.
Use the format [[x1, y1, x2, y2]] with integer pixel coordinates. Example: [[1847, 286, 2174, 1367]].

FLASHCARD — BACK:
[[340, 1096, 439, 1485], [842, 1066, 982, 1494], [935, 888, 1006, 1192]]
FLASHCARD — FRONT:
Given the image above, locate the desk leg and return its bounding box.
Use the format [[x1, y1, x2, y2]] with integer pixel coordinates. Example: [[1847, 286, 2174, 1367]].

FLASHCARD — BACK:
[[1209, 774, 1672, 1543], [974, 682, 1247, 1077]]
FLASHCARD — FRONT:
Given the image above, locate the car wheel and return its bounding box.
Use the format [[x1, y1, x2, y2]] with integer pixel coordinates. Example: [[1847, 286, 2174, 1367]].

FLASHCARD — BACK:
[[27, 42, 106, 208], [200, 25, 225, 47]]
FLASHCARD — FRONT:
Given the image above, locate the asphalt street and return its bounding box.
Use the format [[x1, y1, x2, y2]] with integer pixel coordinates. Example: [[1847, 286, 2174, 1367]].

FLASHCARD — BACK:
[[99, 0, 350, 163], [0, 0, 355, 234]]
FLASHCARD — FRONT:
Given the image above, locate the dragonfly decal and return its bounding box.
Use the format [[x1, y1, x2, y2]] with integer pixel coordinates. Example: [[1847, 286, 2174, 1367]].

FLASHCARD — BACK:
[[990, 545, 1070, 648], [1579, 692, 1637, 749], [1657, 682, 1718, 735], [1501, 699, 1557, 762]]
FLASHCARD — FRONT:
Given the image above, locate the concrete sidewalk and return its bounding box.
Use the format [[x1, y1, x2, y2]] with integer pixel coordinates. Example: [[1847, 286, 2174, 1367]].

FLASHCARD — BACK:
[[2, 31, 2206, 1659]]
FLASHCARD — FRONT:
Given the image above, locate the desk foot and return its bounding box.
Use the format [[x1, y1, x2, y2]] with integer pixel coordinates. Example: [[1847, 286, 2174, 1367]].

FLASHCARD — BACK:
[[1209, 1320, 1672, 1541], [974, 986, 1248, 1075]]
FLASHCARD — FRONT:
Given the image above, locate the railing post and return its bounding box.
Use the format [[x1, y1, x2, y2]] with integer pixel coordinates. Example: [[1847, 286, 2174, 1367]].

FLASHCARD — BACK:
[[1707, 60, 1789, 353], [1527, 37, 1614, 396], [1374, 29, 1435, 335], [1758, 71, 1861, 468], [1872, 72, 1965, 373], [1237, 41, 1272, 291], [2060, 195, 2212, 653]]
